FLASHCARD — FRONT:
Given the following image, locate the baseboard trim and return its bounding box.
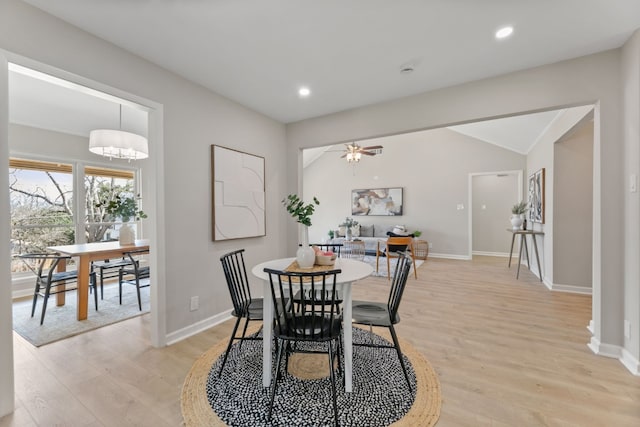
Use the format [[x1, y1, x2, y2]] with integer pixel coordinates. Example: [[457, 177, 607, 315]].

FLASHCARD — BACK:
[[587, 336, 622, 358], [472, 251, 510, 258], [549, 282, 592, 295], [165, 309, 232, 346], [587, 320, 594, 334], [429, 253, 472, 260], [620, 348, 640, 375]]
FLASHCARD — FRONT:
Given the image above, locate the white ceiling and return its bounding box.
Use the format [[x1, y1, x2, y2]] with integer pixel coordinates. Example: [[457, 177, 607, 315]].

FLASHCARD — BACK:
[[9, 1, 631, 153], [21, 0, 640, 124]]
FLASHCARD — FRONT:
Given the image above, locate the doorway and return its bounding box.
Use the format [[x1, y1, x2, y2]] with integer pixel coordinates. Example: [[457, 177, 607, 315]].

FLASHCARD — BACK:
[[469, 170, 523, 258]]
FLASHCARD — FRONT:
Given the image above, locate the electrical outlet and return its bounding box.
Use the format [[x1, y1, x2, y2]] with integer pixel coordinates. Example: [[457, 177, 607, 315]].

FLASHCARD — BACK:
[[624, 320, 631, 339], [630, 174, 638, 193], [190, 296, 199, 311], [456, 204, 464, 210], [429, 242, 433, 249]]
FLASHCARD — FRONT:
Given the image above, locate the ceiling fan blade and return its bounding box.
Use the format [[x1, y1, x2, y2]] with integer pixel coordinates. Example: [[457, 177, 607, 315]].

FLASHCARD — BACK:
[[361, 145, 383, 150], [340, 153, 347, 158], [360, 151, 376, 156]]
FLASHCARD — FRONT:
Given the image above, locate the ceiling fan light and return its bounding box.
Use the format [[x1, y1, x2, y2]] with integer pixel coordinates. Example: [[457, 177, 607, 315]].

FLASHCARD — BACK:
[[89, 129, 149, 160]]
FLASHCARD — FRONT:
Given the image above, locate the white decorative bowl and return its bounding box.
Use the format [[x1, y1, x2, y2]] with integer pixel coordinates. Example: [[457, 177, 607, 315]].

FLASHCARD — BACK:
[[315, 253, 337, 266]]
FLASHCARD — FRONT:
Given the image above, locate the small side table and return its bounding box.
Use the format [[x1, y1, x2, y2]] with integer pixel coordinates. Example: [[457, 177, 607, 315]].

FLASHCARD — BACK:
[[507, 229, 544, 281]]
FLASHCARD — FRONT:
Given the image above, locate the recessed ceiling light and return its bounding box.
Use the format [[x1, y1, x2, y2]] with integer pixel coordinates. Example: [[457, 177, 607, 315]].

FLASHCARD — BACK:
[[298, 87, 311, 97], [495, 26, 514, 39]]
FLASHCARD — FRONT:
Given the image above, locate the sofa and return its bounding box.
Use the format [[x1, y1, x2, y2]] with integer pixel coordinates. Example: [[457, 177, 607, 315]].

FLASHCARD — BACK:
[[332, 223, 412, 255]]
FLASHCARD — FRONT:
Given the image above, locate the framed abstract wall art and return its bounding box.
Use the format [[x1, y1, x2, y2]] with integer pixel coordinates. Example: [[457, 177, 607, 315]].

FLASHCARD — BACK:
[[211, 145, 266, 241], [351, 187, 403, 216], [528, 168, 545, 224]]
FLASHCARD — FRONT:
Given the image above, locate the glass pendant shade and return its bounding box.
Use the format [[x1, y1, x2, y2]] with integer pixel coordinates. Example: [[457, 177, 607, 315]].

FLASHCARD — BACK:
[[89, 129, 149, 160]]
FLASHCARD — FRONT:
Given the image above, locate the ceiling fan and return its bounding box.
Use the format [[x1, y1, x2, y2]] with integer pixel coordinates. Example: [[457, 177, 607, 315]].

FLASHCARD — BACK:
[[339, 143, 383, 163]]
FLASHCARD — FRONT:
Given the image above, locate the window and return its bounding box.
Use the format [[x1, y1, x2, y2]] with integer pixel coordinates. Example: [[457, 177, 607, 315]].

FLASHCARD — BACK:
[[84, 166, 135, 243], [9, 159, 74, 273], [9, 158, 137, 275]]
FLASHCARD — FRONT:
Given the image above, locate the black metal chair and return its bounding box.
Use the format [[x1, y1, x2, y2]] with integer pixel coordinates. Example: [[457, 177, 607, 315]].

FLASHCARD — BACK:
[[17, 253, 98, 325], [311, 243, 343, 257], [91, 257, 134, 299], [352, 251, 413, 391], [218, 249, 265, 378], [264, 267, 343, 427], [118, 249, 150, 310]]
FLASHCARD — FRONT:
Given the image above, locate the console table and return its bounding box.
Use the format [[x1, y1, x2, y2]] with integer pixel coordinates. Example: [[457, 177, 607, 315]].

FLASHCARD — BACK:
[[507, 229, 544, 281]]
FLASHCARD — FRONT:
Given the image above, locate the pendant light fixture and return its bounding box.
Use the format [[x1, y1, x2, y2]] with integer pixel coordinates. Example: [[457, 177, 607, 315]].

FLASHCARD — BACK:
[[89, 104, 148, 160]]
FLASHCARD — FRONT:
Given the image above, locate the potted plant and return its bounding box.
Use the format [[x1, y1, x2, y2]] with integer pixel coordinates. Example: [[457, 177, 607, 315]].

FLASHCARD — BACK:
[[511, 201, 528, 230], [340, 217, 359, 240], [282, 194, 319, 268], [328, 229, 335, 240], [96, 194, 147, 244]]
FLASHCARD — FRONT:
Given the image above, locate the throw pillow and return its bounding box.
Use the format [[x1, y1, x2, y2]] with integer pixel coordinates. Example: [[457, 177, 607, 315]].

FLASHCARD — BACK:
[[338, 226, 346, 237], [374, 226, 392, 237], [360, 224, 374, 237], [351, 224, 360, 237]]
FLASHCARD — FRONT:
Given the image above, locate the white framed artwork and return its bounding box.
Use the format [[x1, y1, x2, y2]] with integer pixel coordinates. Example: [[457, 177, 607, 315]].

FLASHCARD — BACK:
[[212, 145, 265, 241]]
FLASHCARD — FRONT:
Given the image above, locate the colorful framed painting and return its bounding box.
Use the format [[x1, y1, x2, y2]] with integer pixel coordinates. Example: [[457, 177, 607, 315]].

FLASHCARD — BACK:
[[351, 187, 403, 216], [211, 145, 266, 241], [528, 168, 545, 224]]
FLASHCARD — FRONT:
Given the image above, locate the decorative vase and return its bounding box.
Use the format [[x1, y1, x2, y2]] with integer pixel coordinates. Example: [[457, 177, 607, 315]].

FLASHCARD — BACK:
[[510, 214, 524, 230], [296, 224, 315, 268], [345, 227, 352, 240], [119, 222, 135, 245]]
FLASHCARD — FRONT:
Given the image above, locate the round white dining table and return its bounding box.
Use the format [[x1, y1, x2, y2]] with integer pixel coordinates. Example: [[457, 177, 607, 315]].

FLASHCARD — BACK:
[[252, 257, 373, 393]]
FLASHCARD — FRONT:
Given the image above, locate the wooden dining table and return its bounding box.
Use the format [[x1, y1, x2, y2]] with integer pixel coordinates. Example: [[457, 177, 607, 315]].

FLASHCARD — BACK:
[[251, 257, 373, 393], [47, 241, 149, 320]]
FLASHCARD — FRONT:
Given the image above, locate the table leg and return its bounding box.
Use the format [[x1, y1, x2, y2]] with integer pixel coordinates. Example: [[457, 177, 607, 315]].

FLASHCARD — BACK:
[[56, 257, 66, 306], [532, 234, 543, 282], [77, 255, 90, 320], [517, 234, 524, 279], [523, 235, 530, 267], [343, 282, 353, 393], [508, 232, 517, 268], [262, 280, 273, 388]]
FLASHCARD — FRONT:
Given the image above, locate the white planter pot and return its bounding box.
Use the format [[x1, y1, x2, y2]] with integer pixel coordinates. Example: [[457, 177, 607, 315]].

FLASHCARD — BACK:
[[510, 215, 524, 230], [119, 222, 135, 245], [296, 224, 315, 269]]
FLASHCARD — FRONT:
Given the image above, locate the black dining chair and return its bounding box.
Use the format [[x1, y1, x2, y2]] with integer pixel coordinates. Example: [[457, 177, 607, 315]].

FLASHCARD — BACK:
[[352, 251, 413, 391], [218, 249, 265, 378], [91, 257, 134, 299], [264, 267, 343, 427], [118, 249, 150, 310], [17, 253, 98, 325]]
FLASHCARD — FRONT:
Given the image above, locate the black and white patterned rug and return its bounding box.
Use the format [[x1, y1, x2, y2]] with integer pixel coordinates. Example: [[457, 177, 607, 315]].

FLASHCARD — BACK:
[[206, 327, 417, 426]]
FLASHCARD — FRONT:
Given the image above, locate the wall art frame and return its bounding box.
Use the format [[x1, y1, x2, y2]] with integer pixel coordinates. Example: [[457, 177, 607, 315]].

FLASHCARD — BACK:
[[351, 187, 403, 216], [528, 168, 545, 224], [211, 145, 266, 241]]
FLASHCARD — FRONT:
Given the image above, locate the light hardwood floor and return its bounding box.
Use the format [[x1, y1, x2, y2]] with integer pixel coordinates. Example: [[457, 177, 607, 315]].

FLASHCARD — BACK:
[[2, 256, 639, 426]]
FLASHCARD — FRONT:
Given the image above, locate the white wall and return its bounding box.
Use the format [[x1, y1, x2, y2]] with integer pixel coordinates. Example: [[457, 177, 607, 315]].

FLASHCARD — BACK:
[[0, 0, 287, 351], [553, 121, 593, 290], [0, 51, 15, 418], [622, 28, 640, 371], [287, 49, 628, 368], [303, 127, 525, 257]]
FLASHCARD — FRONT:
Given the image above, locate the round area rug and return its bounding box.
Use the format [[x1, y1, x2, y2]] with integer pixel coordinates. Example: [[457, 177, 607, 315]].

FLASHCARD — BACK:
[[181, 326, 441, 426]]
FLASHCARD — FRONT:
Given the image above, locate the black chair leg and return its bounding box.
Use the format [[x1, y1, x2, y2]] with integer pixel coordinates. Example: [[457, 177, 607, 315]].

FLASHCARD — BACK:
[[389, 324, 412, 391], [327, 340, 339, 427], [238, 316, 251, 351], [30, 282, 40, 318], [268, 338, 285, 421], [40, 284, 52, 325], [92, 273, 98, 311], [135, 280, 142, 311], [218, 316, 242, 378]]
